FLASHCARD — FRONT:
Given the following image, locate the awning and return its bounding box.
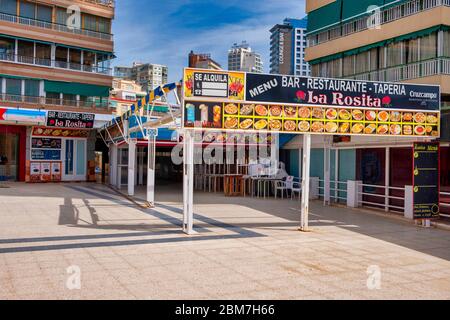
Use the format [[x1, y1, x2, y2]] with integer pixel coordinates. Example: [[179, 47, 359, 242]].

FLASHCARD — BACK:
[[342, 0, 384, 21], [307, 0, 342, 34], [44, 81, 110, 97]]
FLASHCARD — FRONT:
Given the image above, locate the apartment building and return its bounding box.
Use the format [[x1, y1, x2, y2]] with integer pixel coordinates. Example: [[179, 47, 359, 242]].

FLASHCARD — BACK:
[[188, 51, 222, 70], [228, 41, 263, 73], [296, 0, 450, 214], [270, 17, 310, 76], [0, 0, 115, 182], [114, 62, 169, 92], [110, 78, 146, 116]]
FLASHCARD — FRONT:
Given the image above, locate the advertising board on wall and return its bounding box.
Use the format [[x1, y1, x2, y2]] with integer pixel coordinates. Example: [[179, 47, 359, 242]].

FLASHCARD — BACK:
[[182, 68, 441, 137], [47, 111, 95, 129]]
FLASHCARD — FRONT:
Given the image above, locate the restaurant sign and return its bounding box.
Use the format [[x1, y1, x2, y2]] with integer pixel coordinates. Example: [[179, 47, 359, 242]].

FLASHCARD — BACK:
[[47, 111, 95, 129], [182, 68, 441, 137], [413, 142, 440, 220]]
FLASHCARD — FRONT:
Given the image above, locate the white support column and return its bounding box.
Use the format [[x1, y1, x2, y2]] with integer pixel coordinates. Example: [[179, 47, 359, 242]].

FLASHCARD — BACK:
[[298, 146, 302, 181], [128, 140, 136, 196], [117, 149, 122, 190], [300, 134, 311, 232], [324, 145, 331, 206], [147, 136, 156, 207], [385, 147, 390, 212], [271, 133, 280, 170], [404, 185, 414, 220], [139, 147, 144, 186], [183, 130, 195, 235], [347, 181, 362, 208], [335, 149, 339, 202], [110, 144, 117, 187]]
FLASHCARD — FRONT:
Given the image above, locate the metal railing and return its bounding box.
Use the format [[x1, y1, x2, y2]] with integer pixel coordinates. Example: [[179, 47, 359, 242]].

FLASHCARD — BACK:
[[344, 57, 450, 82], [0, 12, 113, 41], [440, 191, 450, 218], [358, 184, 406, 213], [0, 93, 111, 110], [0, 53, 112, 75], [82, 0, 115, 7], [308, 0, 450, 47], [318, 179, 348, 202]]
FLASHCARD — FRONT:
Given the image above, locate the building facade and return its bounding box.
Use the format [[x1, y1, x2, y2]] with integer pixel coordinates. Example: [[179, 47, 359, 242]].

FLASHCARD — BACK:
[[0, 0, 115, 183], [110, 78, 146, 115], [270, 17, 310, 76], [295, 0, 450, 215], [188, 51, 222, 70], [228, 41, 263, 73], [114, 62, 168, 92]]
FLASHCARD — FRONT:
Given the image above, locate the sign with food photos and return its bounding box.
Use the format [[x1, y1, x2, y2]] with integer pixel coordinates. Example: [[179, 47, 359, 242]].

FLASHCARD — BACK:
[[182, 68, 441, 137]]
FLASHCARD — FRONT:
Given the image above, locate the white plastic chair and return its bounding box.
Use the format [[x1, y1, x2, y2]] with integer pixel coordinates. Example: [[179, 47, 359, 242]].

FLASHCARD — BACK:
[[274, 180, 288, 199]]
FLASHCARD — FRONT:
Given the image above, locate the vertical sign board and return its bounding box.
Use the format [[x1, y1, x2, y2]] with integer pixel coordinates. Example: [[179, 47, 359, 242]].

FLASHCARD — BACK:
[[413, 142, 440, 219]]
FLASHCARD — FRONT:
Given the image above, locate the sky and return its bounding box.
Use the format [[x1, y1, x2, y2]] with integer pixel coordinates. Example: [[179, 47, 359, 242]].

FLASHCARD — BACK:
[[113, 0, 306, 83]]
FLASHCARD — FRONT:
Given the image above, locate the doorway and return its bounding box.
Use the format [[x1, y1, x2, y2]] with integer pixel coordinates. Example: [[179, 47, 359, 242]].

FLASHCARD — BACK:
[[62, 138, 87, 181]]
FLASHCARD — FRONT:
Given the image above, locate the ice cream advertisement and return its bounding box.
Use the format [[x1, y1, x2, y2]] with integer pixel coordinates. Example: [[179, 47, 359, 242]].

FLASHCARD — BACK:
[[0, 107, 46, 124]]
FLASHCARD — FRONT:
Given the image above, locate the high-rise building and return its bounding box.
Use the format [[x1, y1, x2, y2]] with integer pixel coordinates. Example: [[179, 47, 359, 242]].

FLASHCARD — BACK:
[[300, 0, 450, 214], [114, 62, 168, 92], [270, 17, 309, 76], [228, 41, 263, 73], [0, 0, 115, 182], [188, 51, 222, 70]]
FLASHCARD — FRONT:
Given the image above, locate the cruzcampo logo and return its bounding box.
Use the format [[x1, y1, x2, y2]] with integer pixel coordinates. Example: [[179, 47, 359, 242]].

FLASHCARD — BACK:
[[414, 167, 419, 176], [414, 186, 419, 193]]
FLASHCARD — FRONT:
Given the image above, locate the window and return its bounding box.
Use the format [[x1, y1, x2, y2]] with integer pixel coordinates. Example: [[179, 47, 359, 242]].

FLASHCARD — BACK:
[[69, 48, 81, 70], [56, 7, 68, 25], [444, 31, 450, 57], [46, 92, 61, 104], [0, 0, 17, 15], [36, 4, 52, 23], [83, 51, 96, 71], [83, 14, 111, 33], [343, 55, 355, 76], [5, 78, 21, 96], [55, 46, 68, 67], [24, 80, 39, 97], [0, 36, 15, 61], [405, 39, 419, 64], [420, 33, 437, 60], [386, 42, 402, 67], [355, 51, 369, 74], [35, 43, 51, 66], [17, 40, 34, 63], [19, 1, 35, 19]]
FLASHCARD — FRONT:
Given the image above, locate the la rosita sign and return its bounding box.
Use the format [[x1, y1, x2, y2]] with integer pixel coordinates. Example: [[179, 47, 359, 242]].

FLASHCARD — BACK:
[[47, 111, 95, 129], [182, 68, 441, 137]]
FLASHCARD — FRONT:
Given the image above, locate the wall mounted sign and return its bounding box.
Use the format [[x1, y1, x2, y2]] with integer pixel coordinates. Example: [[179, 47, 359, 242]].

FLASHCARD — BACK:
[[0, 107, 46, 125], [32, 127, 89, 138], [182, 69, 441, 137], [413, 142, 440, 220], [47, 111, 95, 129], [32, 138, 62, 149], [31, 149, 61, 161]]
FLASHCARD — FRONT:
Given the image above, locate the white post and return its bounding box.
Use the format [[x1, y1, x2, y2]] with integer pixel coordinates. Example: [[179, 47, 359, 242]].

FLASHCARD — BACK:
[[335, 149, 339, 202], [147, 135, 156, 207], [347, 181, 362, 208], [139, 147, 144, 186], [324, 145, 331, 205], [110, 144, 117, 187], [385, 147, 390, 212], [271, 133, 280, 169], [117, 149, 122, 190], [183, 130, 195, 235], [310, 177, 320, 200], [404, 185, 414, 220], [128, 140, 136, 196], [298, 146, 302, 181], [300, 134, 311, 232]]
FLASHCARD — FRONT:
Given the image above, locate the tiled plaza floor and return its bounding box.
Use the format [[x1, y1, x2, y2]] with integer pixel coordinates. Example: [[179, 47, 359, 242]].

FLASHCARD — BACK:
[[0, 182, 449, 300]]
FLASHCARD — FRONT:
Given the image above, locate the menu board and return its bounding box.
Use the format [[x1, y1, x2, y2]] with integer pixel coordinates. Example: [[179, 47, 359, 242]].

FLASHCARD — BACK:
[[51, 162, 62, 181], [183, 101, 440, 137], [182, 69, 441, 136], [413, 142, 440, 220], [33, 127, 89, 138], [32, 138, 61, 149]]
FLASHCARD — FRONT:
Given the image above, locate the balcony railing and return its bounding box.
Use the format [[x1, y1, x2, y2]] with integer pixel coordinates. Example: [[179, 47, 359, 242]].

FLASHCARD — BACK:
[[0, 53, 112, 76], [343, 57, 450, 82], [82, 0, 115, 7], [0, 12, 113, 41], [0, 93, 111, 110], [308, 0, 450, 47]]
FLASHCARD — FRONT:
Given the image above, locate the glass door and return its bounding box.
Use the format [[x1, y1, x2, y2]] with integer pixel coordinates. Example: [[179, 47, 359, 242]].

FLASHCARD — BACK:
[[0, 132, 19, 181], [63, 139, 86, 181]]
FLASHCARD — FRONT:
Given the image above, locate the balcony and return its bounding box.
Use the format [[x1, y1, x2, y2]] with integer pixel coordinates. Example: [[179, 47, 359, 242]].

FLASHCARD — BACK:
[[0, 53, 112, 76], [308, 0, 450, 47], [343, 57, 450, 82], [0, 93, 114, 113], [82, 0, 115, 7], [0, 12, 113, 41]]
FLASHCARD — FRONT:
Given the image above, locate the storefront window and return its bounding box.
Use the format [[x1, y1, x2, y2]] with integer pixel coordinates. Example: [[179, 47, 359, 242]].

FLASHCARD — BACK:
[[0, 130, 18, 182]]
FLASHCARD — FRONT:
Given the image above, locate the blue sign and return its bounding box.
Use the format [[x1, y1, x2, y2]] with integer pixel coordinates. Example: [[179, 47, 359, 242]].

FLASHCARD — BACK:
[[31, 150, 61, 161]]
